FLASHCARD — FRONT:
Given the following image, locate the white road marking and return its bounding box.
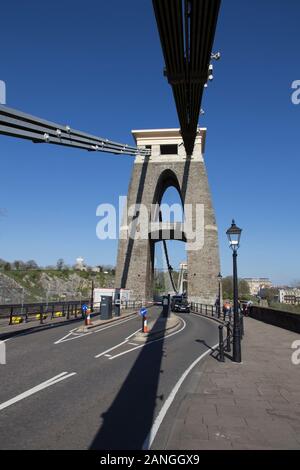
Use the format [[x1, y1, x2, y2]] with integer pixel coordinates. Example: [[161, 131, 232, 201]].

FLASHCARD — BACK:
[[142, 341, 219, 450], [54, 315, 138, 345], [54, 330, 92, 344], [104, 318, 186, 361], [104, 354, 112, 357], [94, 340, 128, 358], [128, 342, 138, 346], [94, 326, 142, 358], [0, 371, 77, 412]]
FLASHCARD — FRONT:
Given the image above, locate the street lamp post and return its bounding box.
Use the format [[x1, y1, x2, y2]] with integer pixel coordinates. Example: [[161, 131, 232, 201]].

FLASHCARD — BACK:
[[226, 220, 242, 363], [217, 272, 223, 318], [90, 273, 96, 313]]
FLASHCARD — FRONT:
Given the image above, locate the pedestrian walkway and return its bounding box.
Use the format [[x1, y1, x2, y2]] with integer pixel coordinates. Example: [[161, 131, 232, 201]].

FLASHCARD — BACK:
[[159, 317, 300, 450]]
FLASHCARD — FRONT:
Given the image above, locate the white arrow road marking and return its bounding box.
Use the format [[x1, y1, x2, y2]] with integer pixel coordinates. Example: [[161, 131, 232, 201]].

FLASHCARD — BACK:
[[94, 326, 141, 358], [0, 371, 77, 412], [108, 318, 186, 360], [95, 318, 186, 360], [54, 315, 137, 345], [142, 341, 219, 450]]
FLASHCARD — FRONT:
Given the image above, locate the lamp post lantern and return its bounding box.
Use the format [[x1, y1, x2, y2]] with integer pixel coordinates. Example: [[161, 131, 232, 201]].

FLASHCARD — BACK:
[[217, 272, 223, 318], [226, 220, 242, 363]]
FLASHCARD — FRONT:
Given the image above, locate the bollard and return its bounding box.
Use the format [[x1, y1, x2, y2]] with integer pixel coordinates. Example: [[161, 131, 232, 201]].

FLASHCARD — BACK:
[[40, 305, 44, 324], [226, 321, 231, 352], [218, 325, 225, 362]]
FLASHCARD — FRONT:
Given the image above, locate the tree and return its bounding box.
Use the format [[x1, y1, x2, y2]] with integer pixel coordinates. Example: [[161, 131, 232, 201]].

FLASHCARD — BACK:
[[4, 262, 11, 271], [0, 258, 6, 268], [239, 279, 250, 298], [25, 260, 38, 270], [56, 258, 65, 271], [222, 276, 250, 300], [222, 276, 233, 299], [13, 260, 25, 271], [260, 287, 279, 304]]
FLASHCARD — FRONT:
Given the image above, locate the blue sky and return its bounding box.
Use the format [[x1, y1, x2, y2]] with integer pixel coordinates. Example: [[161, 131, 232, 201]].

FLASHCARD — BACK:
[[0, 0, 299, 285]]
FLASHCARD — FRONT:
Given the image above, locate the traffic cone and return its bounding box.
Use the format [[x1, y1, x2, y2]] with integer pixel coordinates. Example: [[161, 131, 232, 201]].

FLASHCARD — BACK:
[[144, 317, 148, 333], [85, 312, 91, 326]]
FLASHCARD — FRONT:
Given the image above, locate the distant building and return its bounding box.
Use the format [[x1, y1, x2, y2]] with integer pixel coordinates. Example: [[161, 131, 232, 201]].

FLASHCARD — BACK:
[[91, 266, 100, 273], [279, 288, 300, 305], [75, 257, 87, 271], [244, 278, 272, 296]]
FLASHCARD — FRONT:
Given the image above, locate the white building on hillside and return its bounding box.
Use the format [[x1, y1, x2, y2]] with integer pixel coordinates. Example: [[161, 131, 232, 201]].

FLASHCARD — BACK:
[[279, 288, 300, 305]]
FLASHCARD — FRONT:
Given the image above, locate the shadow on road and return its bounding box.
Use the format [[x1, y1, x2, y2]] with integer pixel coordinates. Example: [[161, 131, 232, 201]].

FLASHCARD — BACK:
[[89, 309, 168, 450]]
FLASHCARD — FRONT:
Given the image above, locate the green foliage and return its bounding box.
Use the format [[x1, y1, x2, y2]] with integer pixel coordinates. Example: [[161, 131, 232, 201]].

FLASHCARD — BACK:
[[222, 276, 250, 300], [260, 287, 279, 303], [269, 302, 300, 315]]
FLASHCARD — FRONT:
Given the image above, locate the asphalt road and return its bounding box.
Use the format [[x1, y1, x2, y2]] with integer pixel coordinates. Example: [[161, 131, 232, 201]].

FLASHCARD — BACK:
[[0, 307, 219, 449]]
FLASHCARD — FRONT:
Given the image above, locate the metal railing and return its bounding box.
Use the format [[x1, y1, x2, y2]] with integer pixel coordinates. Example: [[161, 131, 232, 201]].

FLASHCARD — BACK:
[[190, 302, 218, 318], [0, 300, 90, 326], [190, 302, 245, 362], [0, 298, 154, 327], [218, 314, 244, 362]]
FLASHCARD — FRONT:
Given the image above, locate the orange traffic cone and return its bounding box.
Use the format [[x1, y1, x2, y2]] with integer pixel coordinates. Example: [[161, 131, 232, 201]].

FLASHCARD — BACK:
[[85, 312, 92, 326], [143, 318, 148, 333]]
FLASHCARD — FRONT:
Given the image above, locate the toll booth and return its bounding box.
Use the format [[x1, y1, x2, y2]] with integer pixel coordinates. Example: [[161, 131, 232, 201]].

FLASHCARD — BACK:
[[100, 296, 112, 320]]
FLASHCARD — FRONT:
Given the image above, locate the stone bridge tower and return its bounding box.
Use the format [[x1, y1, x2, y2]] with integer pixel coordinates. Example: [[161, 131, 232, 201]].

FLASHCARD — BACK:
[[115, 128, 220, 305]]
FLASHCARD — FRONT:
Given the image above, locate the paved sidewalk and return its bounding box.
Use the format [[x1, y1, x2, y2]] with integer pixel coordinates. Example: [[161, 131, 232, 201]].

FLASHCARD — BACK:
[[162, 317, 300, 450]]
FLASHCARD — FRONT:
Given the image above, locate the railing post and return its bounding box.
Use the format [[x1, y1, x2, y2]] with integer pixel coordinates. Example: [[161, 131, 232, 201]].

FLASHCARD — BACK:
[[226, 321, 231, 352], [25, 306, 28, 323], [205, 305, 208, 315], [75, 304, 78, 318], [219, 325, 225, 362], [40, 304, 44, 324], [9, 306, 13, 325], [51, 304, 55, 319], [67, 304, 70, 320]]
